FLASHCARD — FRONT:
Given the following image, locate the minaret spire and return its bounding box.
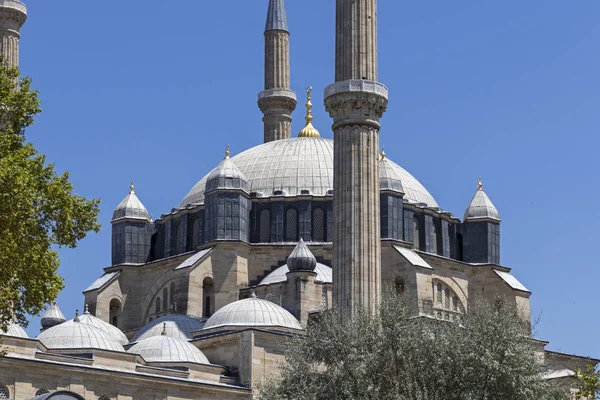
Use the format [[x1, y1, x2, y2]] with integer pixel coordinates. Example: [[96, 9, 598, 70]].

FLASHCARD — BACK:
[[0, 0, 27, 68], [258, 0, 297, 143], [325, 0, 388, 317]]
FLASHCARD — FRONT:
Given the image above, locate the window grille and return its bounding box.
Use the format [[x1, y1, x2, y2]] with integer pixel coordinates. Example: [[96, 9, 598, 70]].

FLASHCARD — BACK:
[[431, 221, 438, 254], [321, 289, 328, 310], [259, 209, 271, 242], [36, 389, 50, 396], [436, 283, 442, 305], [163, 288, 168, 312], [312, 208, 325, 242], [413, 215, 420, 250], [285, 208, 298, 242], [170, 282, 176, 305], [0, 386, 9, 399], [155, 297, 161, 313], [99, 396, 110, 400]]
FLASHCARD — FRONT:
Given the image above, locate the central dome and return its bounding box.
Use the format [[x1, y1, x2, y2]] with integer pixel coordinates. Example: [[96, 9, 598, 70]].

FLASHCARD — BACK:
[[180, 138, 438, 209]]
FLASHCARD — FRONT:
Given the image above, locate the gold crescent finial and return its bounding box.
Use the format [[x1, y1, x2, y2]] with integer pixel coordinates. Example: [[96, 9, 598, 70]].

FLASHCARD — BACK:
[[477, 177, 483, 191], [129, 180, 135, 194], [298, 86, 320, 138], [225, 144, 230, 159], [380, 146, 386, 161]]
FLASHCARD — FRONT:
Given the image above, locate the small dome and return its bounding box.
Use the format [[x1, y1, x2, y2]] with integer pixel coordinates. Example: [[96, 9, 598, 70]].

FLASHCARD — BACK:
[[205, 148, 248, 193], [128, 327, 209, 364], [112, 182, 151, 222], [379, 150, 404, 194], [287, 239, 317, 272], [259, 262, 332, 286], [37, 317, 124, 352], [78, 306, 129, 345], [41, 302, 66, 330], [204, 293, 302, 330], [1, 322, 28, 338], [131, 314, 206, 343], [464, 179, 500, 221]]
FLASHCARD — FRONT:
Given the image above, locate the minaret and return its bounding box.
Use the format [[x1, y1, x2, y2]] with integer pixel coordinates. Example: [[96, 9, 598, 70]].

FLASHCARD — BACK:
[[257, 0, 297, 143], [0, 0, 27, 68], [324, 0, 388, 316]]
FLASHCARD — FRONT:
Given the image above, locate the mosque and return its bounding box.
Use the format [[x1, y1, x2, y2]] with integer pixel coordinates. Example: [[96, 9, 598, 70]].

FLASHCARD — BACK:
[[0, 0, 595, 399]]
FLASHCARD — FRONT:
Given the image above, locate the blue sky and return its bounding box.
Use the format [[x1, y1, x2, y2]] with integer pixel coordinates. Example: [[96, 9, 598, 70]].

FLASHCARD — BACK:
[[20, 1, 599, 356]]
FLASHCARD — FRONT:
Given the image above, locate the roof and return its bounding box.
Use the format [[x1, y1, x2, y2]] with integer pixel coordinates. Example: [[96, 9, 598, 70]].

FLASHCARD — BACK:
[[179, 138, 438, 208], [1, 322, 28, 338], [464, 188, 500, 221], [83, 271, 120, 293], [494, 270, 530, 293], [379, 158, 405, 194], [78, 307, 129, 345], [287, 239, 317, 272], [543, 369, 575, 380], [393, 245, 433, 269], [174, 248, 213, 270], [131, 314, 206, 343], [112, 186, 151, 222], [203, 294, 302, 330], [204, 156, 248, 193], [265, 0, 288, 32], [259, 262, 332, 286], [128, 333, 210, 365], [37, 319, 124, 352], [41, 302, 66, 329]]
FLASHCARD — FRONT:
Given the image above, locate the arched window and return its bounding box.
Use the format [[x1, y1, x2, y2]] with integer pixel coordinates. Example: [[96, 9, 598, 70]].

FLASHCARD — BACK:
[[162, 287, 168, 311], [170, 282, 176, 305], [285, 208, 298, 242], [395, 277, 405, 295], [35, 389, 50, 396], [0, 385, 9, 399], [99, 396, 110, 400], [321, 289, 328, 310], [203, 277, 215, 317], [171, 221, 180, 255], [259, 209, 271, 242], [155, 297, 161, 313], [413, 215, 420, 250], [109, 298, 121, 329], [112, 316, 118, 327], [444, 287, 450, 308], [453, 295, 459, 311], [436, 283, 442, 305], [431, 221, 438, 254], [312, 208, 325, 242]]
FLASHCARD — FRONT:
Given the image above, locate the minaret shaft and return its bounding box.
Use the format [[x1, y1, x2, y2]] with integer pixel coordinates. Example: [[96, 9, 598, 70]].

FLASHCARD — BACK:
[[0, 0, 27, 68], [326, 0, 387, 317], [258, 0, 296, 143]]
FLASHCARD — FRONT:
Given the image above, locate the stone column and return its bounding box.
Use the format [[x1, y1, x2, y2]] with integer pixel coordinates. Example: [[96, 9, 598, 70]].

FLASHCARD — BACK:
[[0, 0, 27, 68], [325, 0, 388, 317], [258, 0, 297, 143]]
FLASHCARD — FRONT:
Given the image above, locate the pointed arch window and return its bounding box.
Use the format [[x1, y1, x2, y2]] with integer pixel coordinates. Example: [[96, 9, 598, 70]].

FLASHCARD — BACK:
[[170, 282, 176, 305], [285, 208, 298, 242], [163, 287, 168, 311], [312, 207, 325, 242], [259, 209, 271, 242], [155, 297, 161, 313]]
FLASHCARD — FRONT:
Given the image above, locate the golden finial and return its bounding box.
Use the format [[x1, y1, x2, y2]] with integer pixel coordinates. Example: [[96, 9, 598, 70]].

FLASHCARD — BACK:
[[380, 146, 386, 161], [225, 144, 230, 159], [298, 86, 321, 138], [477, 177, 483, 191], [129, 180, 135, 194]]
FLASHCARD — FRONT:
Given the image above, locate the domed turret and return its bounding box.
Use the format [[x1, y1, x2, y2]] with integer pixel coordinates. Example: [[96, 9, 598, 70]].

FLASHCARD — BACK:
[[37, 310, 124, 352], [111, 182, 153, 265], [464, 178, 500, 221], [128, 323, 210, 364], [461, 178, 501, 264], [41, 302, 66, 331], [287, 239, 317, 272], [379, 148, 404, 194], [78, 305, 128, 345], [203, 293, 301, 330], [205, 146, 249, 193]]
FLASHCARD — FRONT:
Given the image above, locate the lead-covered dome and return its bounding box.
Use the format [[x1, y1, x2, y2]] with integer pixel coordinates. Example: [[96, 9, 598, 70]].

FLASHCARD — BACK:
[[203, 293, 302, 330], [205, 149, 248, 193], [78, 306, 129, 345], [180, 138, 438, 208], [128, 329, 210, 364], [1, 322, 28, 338], [112, 182, 151, 222], [131, 314, 206, 343], [41, 302, 66, 330], [259, 263, 332, 286], [37, 318, 124, 352]]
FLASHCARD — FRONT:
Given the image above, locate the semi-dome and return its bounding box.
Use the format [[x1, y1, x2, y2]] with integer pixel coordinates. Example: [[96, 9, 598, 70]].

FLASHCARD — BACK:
[[37, 317, 124, 352], [41, 302, 66, 330], [464, 179, 500, 221], [128, 326, 210, 364], [78, 305, 129, 345], [112, 182, 151, 222], [204, 147, 248, 193], [179, 138, 439, 209], [131, 314, 206, 343], [259, 262, 332, 286], [287, 239, 317, 272], [203, 293, 302, 330], [1, 322, 28, 338]]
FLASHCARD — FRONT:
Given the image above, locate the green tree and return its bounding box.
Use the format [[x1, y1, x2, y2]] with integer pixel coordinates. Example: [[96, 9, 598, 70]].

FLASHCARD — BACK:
[[576, 364, 600, 399], [259, 291, 569, 400], [0, 57, 100, 330]]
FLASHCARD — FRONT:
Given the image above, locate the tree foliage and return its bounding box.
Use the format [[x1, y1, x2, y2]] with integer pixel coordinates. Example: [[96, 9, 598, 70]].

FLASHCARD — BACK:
[[576, 364, 600, 399], [259, 292, 569, 400], [0, 58, 100, 330]]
